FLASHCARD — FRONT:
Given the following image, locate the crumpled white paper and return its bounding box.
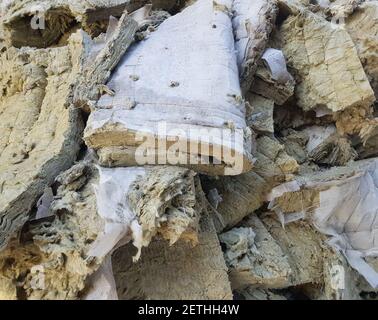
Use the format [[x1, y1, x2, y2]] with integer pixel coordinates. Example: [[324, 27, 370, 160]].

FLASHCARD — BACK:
[[313, 159, 378, 288], [85, 166, 146, 300], [87, 166, 145, 261]]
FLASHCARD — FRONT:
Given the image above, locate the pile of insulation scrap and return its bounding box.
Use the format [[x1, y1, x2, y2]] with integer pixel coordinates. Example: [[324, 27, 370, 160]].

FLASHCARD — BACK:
[[0, 0, 378, 300]]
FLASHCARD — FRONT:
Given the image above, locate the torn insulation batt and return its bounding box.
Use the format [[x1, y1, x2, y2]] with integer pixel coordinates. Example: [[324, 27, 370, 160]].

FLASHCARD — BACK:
[[0, 0, 378, 301], [84, 0, 254, 175]]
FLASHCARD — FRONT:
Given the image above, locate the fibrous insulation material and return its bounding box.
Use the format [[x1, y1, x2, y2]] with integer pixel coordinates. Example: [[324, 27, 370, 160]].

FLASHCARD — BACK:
[[231, 0, 277, 92], [84, 0, 254, 175], [268, 159, 378, 288]]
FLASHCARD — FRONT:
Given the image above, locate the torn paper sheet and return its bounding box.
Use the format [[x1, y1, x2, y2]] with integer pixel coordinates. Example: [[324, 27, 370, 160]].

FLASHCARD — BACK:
[[87, 166, 145, 261], [313, 159, 378, 288], [84, 255, 118, 300]]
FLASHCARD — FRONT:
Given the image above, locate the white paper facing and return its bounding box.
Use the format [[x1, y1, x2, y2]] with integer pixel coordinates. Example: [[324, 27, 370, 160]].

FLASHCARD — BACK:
[[313, 159, 378, 288], [85, 0, 253, 175]]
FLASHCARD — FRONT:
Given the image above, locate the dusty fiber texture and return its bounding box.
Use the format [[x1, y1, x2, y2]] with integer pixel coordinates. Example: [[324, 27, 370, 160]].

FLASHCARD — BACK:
[[0, 162, 103, 300], [0, 33, 84, 251], [345, 1, 378, 98], [1, 0, 378, 301], [112, 214, 233, 300], [278, 10, 375, 112], [1, 0, 180, 48]]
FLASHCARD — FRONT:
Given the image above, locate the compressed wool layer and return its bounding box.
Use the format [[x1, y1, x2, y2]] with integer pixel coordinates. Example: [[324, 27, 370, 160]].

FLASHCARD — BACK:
[[279, 10, 375, 112], [0, 162, 104, 300], [1, 0, 147, 47], [0, 34, 84, 251], [112, 214, 232, 300], [346, 1, 378, 98]]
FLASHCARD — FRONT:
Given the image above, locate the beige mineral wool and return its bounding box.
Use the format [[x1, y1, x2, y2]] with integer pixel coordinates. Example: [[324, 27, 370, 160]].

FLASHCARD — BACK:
[[345, 1, 378, 98], [222, 214, 336, 290], [251, 63, 295, 106], [246, 93, 275, 133], [260, 216, 329, 286], [112, 214, 233, 300], [267, 159, 378, 288], [327, 0, 363, 18], [84, 166, 205, 267], [235, 287, 287, 300], [357, 119, 378, 158], [279, 9, 375, 112], [201, 135, 297, 231], [220, 218, 293, 289], [0, 33, 85, 252], [278, 129, 309, 165], [1, 0, 179, 48], [257, 135, 299, 174], [250, 48, 295, 105], [0, 162, 103, 300], [73, 10, 138, 111], [0, 162, 206, 299], [127, 166, 202, 247]]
